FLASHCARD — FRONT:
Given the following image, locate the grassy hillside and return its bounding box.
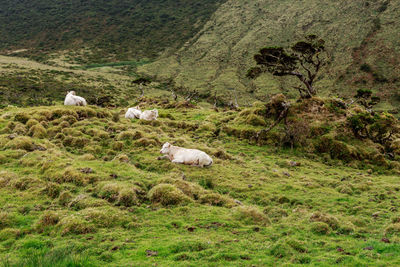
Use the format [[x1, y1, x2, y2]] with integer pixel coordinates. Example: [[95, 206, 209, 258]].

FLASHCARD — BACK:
[[139, 0, 400, 109], [1, 1, 400, 265], [0, 97, 400, 265], [0, 0, 225, 63]]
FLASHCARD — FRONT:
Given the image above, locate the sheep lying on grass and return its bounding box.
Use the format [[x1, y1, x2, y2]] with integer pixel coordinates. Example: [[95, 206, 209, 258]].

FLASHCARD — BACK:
[[125, 107, 142, 119], [160, 142, 213, 167], [140, 109, 158, 121], [64, 91, 87, 106]]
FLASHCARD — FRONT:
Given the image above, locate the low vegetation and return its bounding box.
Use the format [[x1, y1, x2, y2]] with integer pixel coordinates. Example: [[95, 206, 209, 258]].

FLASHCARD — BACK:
[[0, 96, 400, 265]]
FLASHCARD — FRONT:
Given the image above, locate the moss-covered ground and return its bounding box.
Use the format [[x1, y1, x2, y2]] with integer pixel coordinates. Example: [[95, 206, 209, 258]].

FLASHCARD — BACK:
[[0, 103, 399, 266]]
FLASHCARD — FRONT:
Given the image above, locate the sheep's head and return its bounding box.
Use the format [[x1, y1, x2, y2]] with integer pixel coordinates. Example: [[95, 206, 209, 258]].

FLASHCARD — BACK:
[[134, 106, 141, 111], [152, 109, 159, 117], [160, 142, 171, 154], [67, 91, 76, 96]]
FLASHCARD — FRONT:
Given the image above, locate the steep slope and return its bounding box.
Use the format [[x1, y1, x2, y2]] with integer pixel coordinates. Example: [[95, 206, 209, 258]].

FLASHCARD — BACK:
[[0, 0, 226, 63], [139, 0, 400, 108]]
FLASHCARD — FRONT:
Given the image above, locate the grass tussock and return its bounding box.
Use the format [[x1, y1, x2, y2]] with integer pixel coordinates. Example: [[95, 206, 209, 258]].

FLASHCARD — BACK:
[[148, 184, 192, 206], [5, 136, 35, 151], [234, 206, 270, 225], [57, 215, 96, 236], [95, 182, 143, 207]]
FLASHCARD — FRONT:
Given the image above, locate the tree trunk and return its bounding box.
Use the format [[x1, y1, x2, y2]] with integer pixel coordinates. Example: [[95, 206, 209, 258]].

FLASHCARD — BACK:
[[291, 72, 316, 98], [139, 84, 144, 98], [255, 102, 290, 143]]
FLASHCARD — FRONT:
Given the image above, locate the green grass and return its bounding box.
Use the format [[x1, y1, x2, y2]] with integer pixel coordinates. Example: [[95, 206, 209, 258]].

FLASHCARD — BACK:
[[0, 103, 399, 266]]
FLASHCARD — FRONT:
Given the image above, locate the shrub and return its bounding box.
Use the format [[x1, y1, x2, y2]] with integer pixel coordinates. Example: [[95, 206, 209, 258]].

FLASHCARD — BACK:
[[148, 184, 192, 206], [282, 119, 310, 148], [347, 112, 399, 145]]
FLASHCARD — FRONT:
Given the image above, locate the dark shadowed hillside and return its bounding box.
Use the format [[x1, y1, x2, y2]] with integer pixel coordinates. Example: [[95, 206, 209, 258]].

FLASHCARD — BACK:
[[0, 0, 226, 62]]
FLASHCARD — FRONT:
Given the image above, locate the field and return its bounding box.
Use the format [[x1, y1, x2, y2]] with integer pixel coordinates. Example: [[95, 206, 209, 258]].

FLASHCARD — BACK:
[[1, 101, 400, 266], [1, 0, 400, 265]]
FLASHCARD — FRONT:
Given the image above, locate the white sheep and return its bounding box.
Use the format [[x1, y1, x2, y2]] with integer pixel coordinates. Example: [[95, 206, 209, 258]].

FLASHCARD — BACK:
[[125, 106, 142, 119], [140, 109, 158, 121], [160, 142, 213, 167], [64, 91, 87, 106]]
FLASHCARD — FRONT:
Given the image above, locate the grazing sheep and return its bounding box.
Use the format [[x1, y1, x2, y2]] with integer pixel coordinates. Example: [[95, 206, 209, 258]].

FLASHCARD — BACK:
[[160, 142, 213, 167], [125, 107, 142, 119], [64, 91, 87, 106], [140, 109, 158, 121]]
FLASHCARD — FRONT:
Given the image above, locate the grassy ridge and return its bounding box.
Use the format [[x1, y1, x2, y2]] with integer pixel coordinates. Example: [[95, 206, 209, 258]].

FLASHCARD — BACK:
[[0, 103, 400, 266]]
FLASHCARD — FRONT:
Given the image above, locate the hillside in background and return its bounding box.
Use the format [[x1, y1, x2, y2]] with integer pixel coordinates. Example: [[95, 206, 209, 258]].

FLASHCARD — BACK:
[[0, 0, 225, 63], [139, 0, 400, 110], [0, 0, 399, 109]]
